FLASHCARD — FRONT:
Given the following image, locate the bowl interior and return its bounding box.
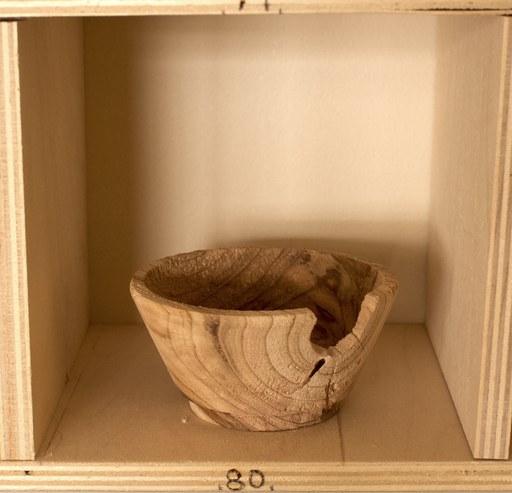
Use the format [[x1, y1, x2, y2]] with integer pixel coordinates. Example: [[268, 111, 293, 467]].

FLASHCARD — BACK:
[[142, 248, 378, 349]]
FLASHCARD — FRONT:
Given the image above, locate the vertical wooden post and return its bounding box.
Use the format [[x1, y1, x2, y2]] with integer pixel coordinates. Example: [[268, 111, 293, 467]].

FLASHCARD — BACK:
[[476, 16, 512, 460], [0, 20, 34, 461]]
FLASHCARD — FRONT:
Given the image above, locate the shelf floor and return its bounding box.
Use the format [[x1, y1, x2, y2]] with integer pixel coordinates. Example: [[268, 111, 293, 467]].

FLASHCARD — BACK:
[[39, 324, 472, 463]]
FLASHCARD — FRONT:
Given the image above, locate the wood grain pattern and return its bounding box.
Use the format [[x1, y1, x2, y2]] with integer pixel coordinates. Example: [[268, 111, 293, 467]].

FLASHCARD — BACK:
[[0, 21, 34, 461], [131, 248, 397, 431], [476, 16, 512, 460], [1, 0, 512, 17], [2, 461, 512, 492], [427, 15, 512, 459]]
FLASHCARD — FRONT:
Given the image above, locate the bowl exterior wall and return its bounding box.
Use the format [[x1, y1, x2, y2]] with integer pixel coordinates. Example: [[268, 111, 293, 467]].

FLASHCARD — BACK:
[[130, 249, 397, 431]]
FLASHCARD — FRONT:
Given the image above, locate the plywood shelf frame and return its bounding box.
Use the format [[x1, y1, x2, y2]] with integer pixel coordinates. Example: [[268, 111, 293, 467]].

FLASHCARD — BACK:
[[426, 14, 512, 460], [1, 462, 512, 491], [477, 12, 512, 459], [1, 6, 512, 490], [2, 0, 512, 17], [0, 20, 34, 461]]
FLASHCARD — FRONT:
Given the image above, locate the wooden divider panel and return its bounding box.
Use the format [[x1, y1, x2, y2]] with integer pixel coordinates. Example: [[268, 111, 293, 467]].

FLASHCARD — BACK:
[[428, 16, 512, 459], [16, 18, 89, 456]]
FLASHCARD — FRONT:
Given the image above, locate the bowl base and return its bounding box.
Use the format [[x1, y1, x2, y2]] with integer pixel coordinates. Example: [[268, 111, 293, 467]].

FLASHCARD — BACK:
[[189, 401, 221, 426], [187, 400, 341, 432]]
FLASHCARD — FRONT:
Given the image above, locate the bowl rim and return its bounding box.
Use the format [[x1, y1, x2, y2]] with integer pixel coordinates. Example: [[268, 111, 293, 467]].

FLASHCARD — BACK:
[[129, 246, 398, 320]]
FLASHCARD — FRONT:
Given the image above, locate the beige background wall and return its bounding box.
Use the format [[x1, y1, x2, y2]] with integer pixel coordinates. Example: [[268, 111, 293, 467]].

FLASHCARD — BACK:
[[85, 14, 436, 325]]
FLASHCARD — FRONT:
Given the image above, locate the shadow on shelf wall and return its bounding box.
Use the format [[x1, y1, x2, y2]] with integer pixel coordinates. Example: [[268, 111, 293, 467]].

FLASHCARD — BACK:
[[207, 219, 426, 325], [84, 15, 435, 327], [109, 218, 426, 327]]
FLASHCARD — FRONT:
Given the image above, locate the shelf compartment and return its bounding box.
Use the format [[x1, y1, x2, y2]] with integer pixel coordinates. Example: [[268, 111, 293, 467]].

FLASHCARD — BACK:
[[1, 8, 512, 489]]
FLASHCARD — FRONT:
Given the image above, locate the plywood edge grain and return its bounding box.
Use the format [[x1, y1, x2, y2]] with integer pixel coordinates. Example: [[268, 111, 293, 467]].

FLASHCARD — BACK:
[[0, 462, 512, 491], [1, 0, 512, 17], [0, 21, 34, 461], [475, 15, 512, 460]]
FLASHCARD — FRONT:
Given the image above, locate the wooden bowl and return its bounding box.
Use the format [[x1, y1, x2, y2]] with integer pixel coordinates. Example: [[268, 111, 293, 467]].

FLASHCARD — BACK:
[[130, 247, 398, 431]]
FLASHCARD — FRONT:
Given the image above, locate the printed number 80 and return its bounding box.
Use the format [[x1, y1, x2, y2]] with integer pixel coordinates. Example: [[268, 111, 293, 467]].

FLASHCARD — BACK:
[[226, 469, 265, 491]]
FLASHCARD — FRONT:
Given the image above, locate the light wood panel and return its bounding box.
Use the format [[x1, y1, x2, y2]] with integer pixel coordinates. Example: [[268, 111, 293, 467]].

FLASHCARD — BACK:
[[16, 18, 89, 456], [1, 0, 512, 16], [2, 461, 512, 492], [427, 16, 512, 459], [478, 16, 512, 460], [0, 21, 34, 461]]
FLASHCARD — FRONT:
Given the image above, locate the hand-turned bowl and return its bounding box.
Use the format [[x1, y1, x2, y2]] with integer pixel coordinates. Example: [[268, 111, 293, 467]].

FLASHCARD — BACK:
[[130, 247, 397, 431]]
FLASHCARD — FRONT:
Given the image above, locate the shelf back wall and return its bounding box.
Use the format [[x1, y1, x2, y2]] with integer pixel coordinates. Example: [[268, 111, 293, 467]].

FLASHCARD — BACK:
[[84, 14, 436, 325]]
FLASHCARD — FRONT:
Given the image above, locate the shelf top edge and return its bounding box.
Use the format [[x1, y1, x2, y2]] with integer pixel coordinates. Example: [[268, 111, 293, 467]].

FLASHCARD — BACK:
[[1, 0, 512, 17]]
